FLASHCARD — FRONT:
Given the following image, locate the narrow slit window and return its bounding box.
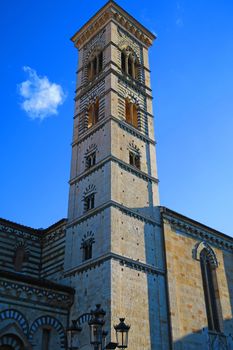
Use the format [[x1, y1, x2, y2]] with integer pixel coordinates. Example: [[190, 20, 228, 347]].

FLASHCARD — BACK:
[[41, 329, 51, 350], [93, 56, 97, 77], [84, 244, 92, 260], [128, 57, 133, 77], [87, 99, 99, 129], [132, 104, 138, 128], [121, 51, 126, 73], [125, 99, 138, 129], [99, 51, 103, 72], [200, 249, 221, 333]]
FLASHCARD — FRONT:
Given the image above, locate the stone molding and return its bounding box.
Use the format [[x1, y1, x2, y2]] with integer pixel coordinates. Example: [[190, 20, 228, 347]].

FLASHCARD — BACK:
[[72, 116, 156, 148], [42, 228, 65, 244], [0, 219, 67, 244], [77, 46, 152, 75], [71, 2, 155, 49], [0, 224, 40, 241], [0, 279, 73, 308], [192, 241, 219, 267], [162, 211, 233, 252], [67, 200, 160, 229], [64, 252, 164, 277], [69, 155, 159, 185], [76, 67, 152, 101]]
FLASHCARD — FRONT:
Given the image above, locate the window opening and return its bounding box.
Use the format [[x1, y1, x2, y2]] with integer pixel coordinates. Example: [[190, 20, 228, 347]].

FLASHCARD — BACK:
[[200, 249, 221, 332], [121, 52, 126, 73], [86, 152, 96, 169], [87, 50, 103, 81], [41, 329, 51, 350], [84, 243, 92, 261], [121, 49, 138, 80], [84, 193, 95, 212], [125, 99, 138, 128], [88, 99, 99, 129], [99, 51, 103, 72], [128, 57, 133, 77], [129, 151, 140, 169]]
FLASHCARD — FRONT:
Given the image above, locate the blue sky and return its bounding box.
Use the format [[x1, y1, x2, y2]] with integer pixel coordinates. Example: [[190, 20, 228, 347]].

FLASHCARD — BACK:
[[1, 0, 233, 234]]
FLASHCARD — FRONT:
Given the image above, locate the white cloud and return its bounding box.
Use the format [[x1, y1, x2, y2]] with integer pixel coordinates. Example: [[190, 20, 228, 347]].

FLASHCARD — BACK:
[[18, 66, 65, 120]]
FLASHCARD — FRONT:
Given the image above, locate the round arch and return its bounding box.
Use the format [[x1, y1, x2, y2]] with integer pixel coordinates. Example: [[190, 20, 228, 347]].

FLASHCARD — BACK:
[[29, 316, 65, 349], [0, 334, 24, 350], [192, 241, 218, 268], [0, 310, 29, 336]]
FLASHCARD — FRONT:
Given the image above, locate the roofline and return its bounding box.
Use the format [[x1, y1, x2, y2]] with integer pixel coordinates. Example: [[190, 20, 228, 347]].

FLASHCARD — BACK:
[[0, 217, 67, 234], [71, 0, 156, 43], [0, 270, 75, 294], [160, 206, 233, 243]]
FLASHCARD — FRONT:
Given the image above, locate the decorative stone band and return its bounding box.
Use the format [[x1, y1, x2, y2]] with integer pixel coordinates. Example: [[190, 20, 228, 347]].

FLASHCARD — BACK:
[[0, 219, 67, 243], [69, 155, 159, 185], [161, 208, 233, 252], [71, 4, 155, 49], [42, 227, 66, 244], [0, 223, 41, 241], [0, 271, 74, 308], [64, 252, 165, 277], [76, 67, 152, 101], [72, 116, 156, 147], [77, 51, 152, 81], [67, 200, 161, 228]]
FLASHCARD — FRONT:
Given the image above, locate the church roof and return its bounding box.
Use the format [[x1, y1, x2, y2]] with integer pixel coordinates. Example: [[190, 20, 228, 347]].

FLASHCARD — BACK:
[[0, 217, 67, 235], [0, 269, 75, 294], [160, 206, 233, 246]]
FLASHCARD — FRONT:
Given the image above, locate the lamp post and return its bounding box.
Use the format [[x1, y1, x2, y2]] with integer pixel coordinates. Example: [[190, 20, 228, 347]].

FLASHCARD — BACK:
[[89, 304, 106, 350], [66, 306, 130, 350], [66, 320, 82, 350], [114, 318, 130, 349]]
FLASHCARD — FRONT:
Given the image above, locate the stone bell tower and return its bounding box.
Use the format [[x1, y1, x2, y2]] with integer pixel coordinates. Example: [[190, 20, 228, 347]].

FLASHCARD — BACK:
[[64, 1, 170, 349]]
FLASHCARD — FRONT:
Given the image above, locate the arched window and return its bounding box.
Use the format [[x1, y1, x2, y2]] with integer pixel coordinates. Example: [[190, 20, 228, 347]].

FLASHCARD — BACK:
[[129, 151, 140, 169], [84, 193, 95, 212], [81, 232, 95, 261], [88, 99, 99, 128], [200, 248, 221, 332], [125, 99, 138, 128], [87, 50, 104, 81], [121, 48, 139, 80]]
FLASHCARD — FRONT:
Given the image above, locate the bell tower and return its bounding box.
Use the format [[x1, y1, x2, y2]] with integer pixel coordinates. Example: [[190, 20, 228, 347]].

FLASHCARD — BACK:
[[64, 1, 170, 348]]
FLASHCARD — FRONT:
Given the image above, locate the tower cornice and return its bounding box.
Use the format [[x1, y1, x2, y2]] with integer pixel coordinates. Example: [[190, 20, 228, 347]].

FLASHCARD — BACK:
[[71, 0, 156, 49]]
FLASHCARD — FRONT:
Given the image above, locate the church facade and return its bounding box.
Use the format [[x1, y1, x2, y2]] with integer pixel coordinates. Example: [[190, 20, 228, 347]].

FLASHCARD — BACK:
[[1, 1, 233, 349]]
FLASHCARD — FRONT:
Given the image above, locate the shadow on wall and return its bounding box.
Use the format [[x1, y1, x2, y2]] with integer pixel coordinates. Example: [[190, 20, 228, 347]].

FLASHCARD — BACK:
[[173, 322, 233, 350]]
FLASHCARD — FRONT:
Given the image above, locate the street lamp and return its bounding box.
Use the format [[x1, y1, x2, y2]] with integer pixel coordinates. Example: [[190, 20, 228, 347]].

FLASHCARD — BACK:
[[88, 304, 106, 349], [102, 330, 108, 349], [66, 306, 130, 350], [66, 320, 82, 350], [114, 318, 130, 349]]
